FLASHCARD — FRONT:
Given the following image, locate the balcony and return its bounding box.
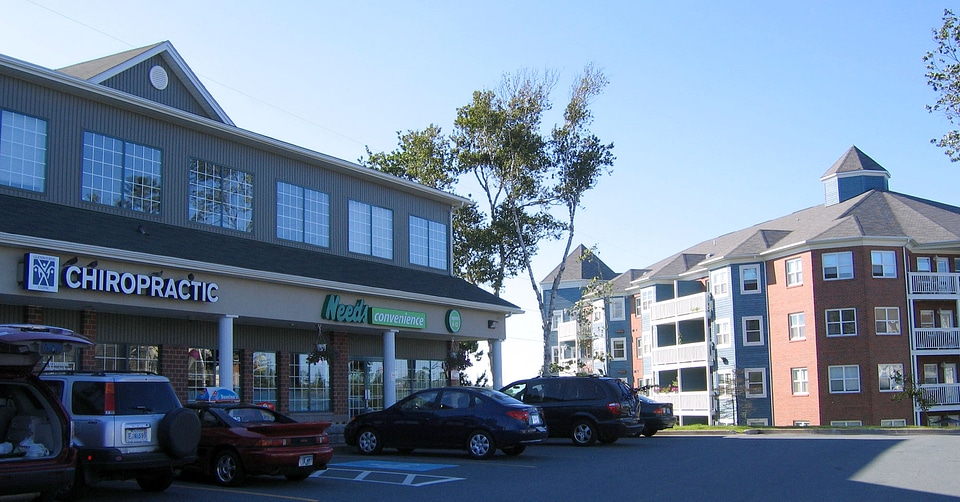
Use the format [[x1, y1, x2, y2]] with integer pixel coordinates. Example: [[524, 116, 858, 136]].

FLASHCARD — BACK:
[[914, 328, 960, 350], [650, 292, 708, 322], [651, 341, 709, 366], [649, 390, 710, 413], [921, 383, 960, 406], [909, 272, 960, 296]]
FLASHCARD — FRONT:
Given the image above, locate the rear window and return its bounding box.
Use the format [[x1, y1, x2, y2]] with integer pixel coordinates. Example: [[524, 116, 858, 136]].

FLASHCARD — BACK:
[[71, 381, 180, 415]]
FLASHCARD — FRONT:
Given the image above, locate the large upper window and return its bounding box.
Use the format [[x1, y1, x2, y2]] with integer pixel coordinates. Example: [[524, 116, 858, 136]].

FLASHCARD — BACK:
[[0, 109, 47, 192], [875, 307, 900, 335], [82, 132, 162, 213], [826, 308, 857, 337], [640, 289, 654, 311], [711, 269, 730, 298], [189, 159, 253, 231], [786, 258, 803, 286], [277, 181, 329, 247], [871, 250, 897, 278], [828, 365, 860, 393], [743, 316, 764, 346], [822, 252, 854, 280], [409, 215, 447, 269], [349, 200, 393, 259], [740, 264, 761, 294], [608, 297, 626, 321]]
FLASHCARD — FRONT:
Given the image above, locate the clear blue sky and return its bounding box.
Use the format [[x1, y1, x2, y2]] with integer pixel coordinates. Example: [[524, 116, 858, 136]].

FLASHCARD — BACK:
[[2, 1, 956, 382]]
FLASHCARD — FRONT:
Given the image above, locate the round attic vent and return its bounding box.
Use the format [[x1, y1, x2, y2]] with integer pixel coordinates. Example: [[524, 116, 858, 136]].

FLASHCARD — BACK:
[[149, 65, 168, 90]]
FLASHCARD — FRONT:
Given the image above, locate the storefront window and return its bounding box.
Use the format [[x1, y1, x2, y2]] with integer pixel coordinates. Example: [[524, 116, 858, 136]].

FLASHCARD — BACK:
[[94, 343, 158, 372], [289, 354, 330, 412], [349, 360, 383, 416], [252, 351, 277, 407], [187, 348, 241, 403]]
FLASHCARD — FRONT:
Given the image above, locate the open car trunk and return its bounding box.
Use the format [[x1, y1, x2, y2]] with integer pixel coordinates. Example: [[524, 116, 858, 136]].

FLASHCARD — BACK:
[[0, 378, 67, 462]]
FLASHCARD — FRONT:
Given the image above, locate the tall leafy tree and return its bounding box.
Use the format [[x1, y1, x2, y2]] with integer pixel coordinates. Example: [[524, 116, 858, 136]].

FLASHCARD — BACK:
[[925, 9, 960, 161]]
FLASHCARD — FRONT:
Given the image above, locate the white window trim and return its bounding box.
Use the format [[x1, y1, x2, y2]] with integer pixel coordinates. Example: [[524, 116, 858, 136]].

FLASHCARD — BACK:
[[822, 251, 854, 281], [746, 418, 769, 426], [786, 258, 803, 287], [740, 264, 761, 294], [870, 250, 897, 278], [710, 269, 730, 298], [830, 420, 863, 427], [608, 297, 626, 321], [828, 364, 861, 394], [874, 307, 901, 335], [742, 316, 764, 346], [788, 312, 806, 341], [611, 337, 627, 361], [791, 367, 809, 395], [880, 419, 907, 427], [878, 363, 905, 393], [825, 308, 858, 337], [715, 318, 731, 347], [744, 368, 767, 398]]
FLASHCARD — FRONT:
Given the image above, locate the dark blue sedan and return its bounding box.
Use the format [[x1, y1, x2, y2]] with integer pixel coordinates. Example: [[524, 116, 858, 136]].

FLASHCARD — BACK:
[[344, 387, 547, 459]]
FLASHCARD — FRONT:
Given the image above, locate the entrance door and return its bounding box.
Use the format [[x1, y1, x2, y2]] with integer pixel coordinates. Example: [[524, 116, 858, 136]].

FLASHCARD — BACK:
[[944, 363, 958, 385], [349, 360, 383, 417], [941, 310, 955, 329]]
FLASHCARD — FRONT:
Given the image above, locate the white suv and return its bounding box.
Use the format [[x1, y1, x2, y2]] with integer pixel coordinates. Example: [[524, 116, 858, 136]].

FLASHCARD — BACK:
[[40, 371, 201, 497]]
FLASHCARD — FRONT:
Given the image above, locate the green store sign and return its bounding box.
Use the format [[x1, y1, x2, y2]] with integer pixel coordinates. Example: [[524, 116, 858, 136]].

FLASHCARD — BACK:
[[445, 309, 462, 333], [321, 294, 426, 329]]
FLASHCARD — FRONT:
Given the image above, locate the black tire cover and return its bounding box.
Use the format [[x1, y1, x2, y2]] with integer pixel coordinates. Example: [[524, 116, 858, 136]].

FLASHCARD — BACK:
[[158, 408, 201, 458]]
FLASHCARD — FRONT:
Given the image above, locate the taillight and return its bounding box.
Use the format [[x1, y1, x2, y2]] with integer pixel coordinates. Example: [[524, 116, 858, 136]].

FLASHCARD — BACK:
[[654, 407, 666, 416], [254, 438, 289, 447], [607, 402, 622, 415], [104, 382, 116, 415], [506, 410, 530, 422]]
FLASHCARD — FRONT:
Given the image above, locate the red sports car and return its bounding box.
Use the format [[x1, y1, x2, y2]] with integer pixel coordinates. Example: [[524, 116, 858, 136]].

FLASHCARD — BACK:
[[183, 402, 333, 486]]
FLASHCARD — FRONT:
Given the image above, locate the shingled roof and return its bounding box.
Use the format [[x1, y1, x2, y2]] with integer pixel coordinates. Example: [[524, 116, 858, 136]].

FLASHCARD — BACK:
[[541, 244, 619, 286]]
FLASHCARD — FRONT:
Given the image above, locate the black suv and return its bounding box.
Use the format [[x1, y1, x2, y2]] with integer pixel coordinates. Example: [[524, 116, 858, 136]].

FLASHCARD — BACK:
[[500, 376, 644, 446], [40, 371, 201, 497]]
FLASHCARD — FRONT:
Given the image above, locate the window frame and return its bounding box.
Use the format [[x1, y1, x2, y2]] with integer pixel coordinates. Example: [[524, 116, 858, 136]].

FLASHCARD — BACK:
[[611, 337, 627, 361], [0, 108, 48, 193], [188, 158, 253, 231], [608, 297, 626, 321], [715, 318, 731, 347], [788, 312, 806, 341], [917, 257, 932, 272], [870, 250, 897, 278], [828, 364, 861, 394], [786, 258, 803, 287], [826, 308, 858, 337], [348, 199, 393, 259], [878, 363, 904, 393], [822, 251, 854, 281], [276, 181, 330, 247], [740, 264, 761, 294], [874, 307, 900, 335], [791, 367, 809, 395], [640, 289, 654, 311], [744, 368, 767, 398], [710, 269, 730, 298], [82, 130, 163, 214], [742, 316, 764, 346], [409, 215, 447, 269]]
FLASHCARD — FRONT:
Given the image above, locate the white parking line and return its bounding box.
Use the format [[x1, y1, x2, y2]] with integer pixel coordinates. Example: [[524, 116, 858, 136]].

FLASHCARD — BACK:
[[315, 467, 464, 487]]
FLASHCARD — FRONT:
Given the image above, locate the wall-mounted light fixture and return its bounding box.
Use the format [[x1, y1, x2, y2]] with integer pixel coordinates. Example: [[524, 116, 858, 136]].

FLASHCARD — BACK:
[[487, 320, 498, 329]]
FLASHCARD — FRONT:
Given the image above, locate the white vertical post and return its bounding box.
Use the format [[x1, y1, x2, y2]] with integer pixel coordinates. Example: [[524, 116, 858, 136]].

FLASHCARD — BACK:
[[219, 315, 238, 391], [490, 338, 503, 389], [383, 330, 397, 407]]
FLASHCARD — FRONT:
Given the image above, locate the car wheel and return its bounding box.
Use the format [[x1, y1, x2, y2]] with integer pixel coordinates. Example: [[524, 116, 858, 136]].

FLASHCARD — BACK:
[[642, 426, 657, 438], [571, 420, 598, 446], [501, 445, 526, 456], [285, 472, 311, 481], [136, 470, 175, 492], [356, 427, 384, 455], [466, 430, 496, 460], [397, 448, 415, 454], [158, 408, 201, 458], [213, 450, 246, 487]]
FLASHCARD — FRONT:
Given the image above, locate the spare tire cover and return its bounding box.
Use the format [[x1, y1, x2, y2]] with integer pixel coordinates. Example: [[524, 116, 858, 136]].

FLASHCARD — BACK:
[[158, 408, 201, 458]]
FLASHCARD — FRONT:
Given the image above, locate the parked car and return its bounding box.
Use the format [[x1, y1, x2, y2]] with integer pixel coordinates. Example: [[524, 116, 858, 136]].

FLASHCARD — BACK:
[[635, 394, 677, 437], [344, 386, 547, 459], [0, 324, 91, 501], [40, 370, 201, 497], [183, 395, 334, 486], [500, 376, 644, 446]]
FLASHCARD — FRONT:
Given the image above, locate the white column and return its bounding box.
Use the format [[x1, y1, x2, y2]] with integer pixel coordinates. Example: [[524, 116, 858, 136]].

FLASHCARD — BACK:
[[490, 338, 503, 389], [218, 315, 238, 390], [383, 330, 397, 408]]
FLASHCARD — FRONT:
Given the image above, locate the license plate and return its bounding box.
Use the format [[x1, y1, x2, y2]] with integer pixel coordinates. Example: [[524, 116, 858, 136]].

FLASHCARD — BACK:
[[298, 455, 313, 467], [530, 413, 542, 426], [125, 427, 149, 444]]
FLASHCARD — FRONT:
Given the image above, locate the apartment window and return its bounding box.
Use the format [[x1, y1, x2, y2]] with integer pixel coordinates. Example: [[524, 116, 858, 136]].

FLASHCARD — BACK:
[[740, 264, 761, 294], [189, 159, 253, 231], [635, 296, 643, 316], [874, 307, 900, 335], [794, 421, 810, 427], [878, 364, 904, 392], [640, 289, 654, 311], [828, 365, 860, 393], [715, 318, 731, 347], [252, 352, 277, 408], [611, 338, 627, 360], [289, 354, 330, 412], [826, 308, 857, 337], [788, 313, 806, 341], [636, 339, 643, 359], [924, 363, 939, 384], [786, 258, 803, 286], [822, 251, 854, 280], [744, 368, 767, 398], [551, 310, 563, 330], [880, 419, 907, 427], [717, 371, 734, 396], [919, 310, 936, 328], [743, 316, 764, 346], [82, 131, 162, 213], [791, 367, 809, 395], [871, 250, 897, 278], [349, 200, 393, 259], [409, 216, 447, 269], [746, 418, 769, 426], [917, 257, 932, 272], [710, 269, 729, 297], [276, 181, 330, 247], [830, 420, 863, 427], [608, 297, 625, 321], [0, 109, 47, 192]]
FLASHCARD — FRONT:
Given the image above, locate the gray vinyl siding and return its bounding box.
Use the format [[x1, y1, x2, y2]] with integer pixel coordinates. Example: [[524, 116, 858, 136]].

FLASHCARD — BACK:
[[100, 55, 213, 120], [0, 71, 452, 273]]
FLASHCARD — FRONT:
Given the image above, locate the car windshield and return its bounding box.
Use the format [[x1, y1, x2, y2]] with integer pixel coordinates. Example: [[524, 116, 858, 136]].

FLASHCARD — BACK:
[[473, 388, 524, 405], [116, 382, 180, 414]]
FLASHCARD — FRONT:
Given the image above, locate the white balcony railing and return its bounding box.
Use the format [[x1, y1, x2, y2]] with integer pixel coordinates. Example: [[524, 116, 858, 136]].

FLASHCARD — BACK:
[[914, 328, 960, 350], [651, 341, 709, 366], [649, 390, 710, 413], [909, 272, 960, 295], [650, 292, 708, 322], [921, 383, 960, 406]]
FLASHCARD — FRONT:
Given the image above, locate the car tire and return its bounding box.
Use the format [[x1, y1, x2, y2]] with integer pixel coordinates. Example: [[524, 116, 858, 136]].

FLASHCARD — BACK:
[[466, 430, 496, 460], [158, 408, 201, 458], [642, 426, 657, 438], [571, 420, 598, 446], [356, 427, 384, 455], [213, 450, 246, 487], [136, 470, 175, 492], [285, 472, 311, 481], [501, 445, 526, 456]]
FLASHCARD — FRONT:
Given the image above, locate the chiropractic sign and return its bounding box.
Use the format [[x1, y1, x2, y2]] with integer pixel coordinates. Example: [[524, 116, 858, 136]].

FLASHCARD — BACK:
[[321, 294, 426, 329]]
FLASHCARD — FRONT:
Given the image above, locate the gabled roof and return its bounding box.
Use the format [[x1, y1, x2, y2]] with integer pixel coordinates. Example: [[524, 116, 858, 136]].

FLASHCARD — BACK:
[[820, 145, 889, 179], [58, 41, 233, 125], [540, 244, 618, 285]]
